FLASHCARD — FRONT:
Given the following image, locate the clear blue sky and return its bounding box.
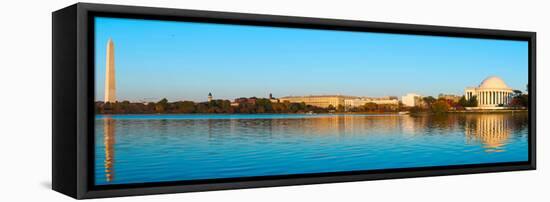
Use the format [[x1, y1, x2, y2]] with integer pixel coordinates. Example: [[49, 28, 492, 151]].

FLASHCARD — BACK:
[[94, 17, 528, 102]]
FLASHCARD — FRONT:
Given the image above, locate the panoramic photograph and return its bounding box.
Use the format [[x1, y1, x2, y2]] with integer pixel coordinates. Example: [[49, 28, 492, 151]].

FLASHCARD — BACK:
[[94, 17, 529, 185]]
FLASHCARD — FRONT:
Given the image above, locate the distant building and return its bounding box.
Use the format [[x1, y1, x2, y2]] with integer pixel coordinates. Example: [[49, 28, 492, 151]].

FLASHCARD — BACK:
[[464, 76, 514, 109], [208, 92, 213, 102], [279, 95, 357, 108], [438, 94, 461, 102], [231, 94, 278, 106], [233, 97, 257, 105], [401, 93, 423, 107], [269, 93, 279, 103], [344, 96, 399, 108]]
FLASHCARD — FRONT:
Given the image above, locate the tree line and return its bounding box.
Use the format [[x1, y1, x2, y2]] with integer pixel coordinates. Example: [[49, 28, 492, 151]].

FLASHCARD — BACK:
[[96, 97, 405, 114], [96, 92, 528, 115], [96, 98, 328, 114]]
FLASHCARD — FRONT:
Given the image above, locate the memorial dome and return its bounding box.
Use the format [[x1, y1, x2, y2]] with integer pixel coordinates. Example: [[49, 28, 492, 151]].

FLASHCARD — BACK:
[[479, 76, 509, 89]]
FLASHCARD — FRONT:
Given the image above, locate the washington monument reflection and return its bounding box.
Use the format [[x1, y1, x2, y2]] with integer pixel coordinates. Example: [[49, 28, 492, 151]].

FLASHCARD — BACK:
[[103, 117, 116, 182]]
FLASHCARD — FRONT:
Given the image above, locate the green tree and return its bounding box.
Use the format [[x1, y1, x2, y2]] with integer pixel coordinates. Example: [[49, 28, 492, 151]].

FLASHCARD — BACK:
[[299, 102, 307, 111], [154, 98, 169, 113], [511, 94, 528, 108], [364, 102, 378, 111], [337, 104, 345, 112], [509, 90, 528, 108], [177, 101, 196, 113], [431, 100, 450, 114], [409, 106, 423, 113], [289, 103, 301, 113], [256, 98, 273, 113], [458, 95, 477, 108], [468, 96, 478, 107], [422, 96, 436, 108], [458, 96, 468, 107]]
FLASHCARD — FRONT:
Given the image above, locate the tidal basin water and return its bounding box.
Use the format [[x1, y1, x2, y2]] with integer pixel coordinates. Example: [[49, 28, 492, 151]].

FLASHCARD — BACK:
[[95, 113, 528, 185]]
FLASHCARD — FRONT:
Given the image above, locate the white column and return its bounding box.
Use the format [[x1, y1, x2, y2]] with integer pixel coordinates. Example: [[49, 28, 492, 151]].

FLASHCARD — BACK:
[[496, 91, 499, 105], [487, 91, 491, 105], [483, 91, 489, 105], [477, 92, 483, 106], [489, 91, 492, 105], [484, 91, 487, 105], [504, 92, 508, 105], [493, 91, 498, 105], [506, 92, 510, 104], [490, 91, 493, 105], [481, 92, 485, 105], [481, 91, 487, 105], [486, 91, 491, 105], [489, 91, 495, 105], [483, 92, 486, 105]]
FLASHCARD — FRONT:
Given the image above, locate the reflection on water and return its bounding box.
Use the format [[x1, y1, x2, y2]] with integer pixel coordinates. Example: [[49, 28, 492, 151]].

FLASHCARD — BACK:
[[465, 114, 512, 152], [103, 117, 115, 182], [95, 113, 528, 185]]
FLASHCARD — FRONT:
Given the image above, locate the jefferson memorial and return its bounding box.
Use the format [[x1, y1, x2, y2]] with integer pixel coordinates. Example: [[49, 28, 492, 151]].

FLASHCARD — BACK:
[[465, 76, 514, 109]]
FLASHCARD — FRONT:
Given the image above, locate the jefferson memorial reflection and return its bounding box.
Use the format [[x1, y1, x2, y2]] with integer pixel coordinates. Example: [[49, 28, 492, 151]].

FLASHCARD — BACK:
[[464, 114, 513, 152]]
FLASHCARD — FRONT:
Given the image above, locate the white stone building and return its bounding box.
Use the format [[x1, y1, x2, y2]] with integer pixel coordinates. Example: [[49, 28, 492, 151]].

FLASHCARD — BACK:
[[464, 76, 514, 109], [401, 93, 422, 107], [344, 96, 399, 108]]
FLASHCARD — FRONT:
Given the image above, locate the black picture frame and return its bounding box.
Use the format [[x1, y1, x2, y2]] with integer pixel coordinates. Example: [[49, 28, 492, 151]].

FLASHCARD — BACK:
[[52, 2, 536, 199]]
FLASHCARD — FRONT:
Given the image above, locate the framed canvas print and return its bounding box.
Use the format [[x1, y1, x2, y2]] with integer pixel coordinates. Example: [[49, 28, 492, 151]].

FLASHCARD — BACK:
[[52, 3, 536, 199]]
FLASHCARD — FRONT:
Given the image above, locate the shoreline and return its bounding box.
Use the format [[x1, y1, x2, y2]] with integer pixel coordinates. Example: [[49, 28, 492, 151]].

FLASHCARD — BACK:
[[447, 109, 528, 113], [96, 110, 528, 116]]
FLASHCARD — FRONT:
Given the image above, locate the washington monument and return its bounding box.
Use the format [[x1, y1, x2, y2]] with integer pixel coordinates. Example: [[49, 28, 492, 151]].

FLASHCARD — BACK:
[[104, 38, 116, 103]]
